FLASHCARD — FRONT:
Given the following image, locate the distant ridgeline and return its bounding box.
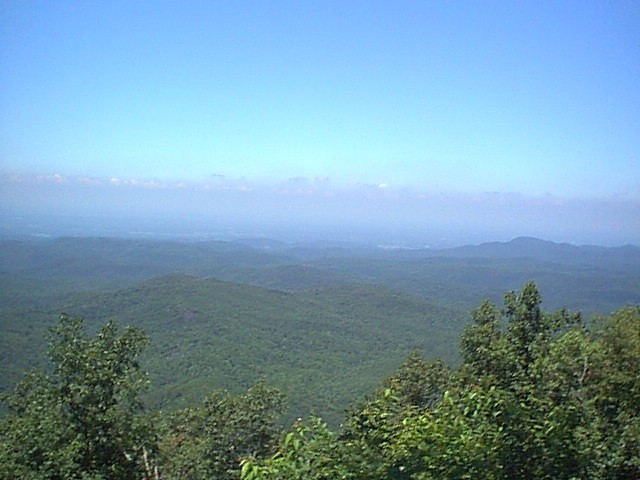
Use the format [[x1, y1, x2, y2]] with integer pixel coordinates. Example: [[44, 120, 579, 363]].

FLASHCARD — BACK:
[[0, 236, 638, 425]]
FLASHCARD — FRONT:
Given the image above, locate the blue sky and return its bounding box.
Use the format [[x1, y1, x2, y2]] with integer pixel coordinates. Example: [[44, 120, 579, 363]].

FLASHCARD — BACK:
[[1, 1, 639, 244]]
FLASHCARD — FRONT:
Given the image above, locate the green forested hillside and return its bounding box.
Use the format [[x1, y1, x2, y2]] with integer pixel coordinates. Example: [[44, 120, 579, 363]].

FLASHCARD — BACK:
[[0, 238, 291, 290], [2, 283, 638, 479], [306, 255, 640, 314], [2, 236, 637, 313], [1, 236, 639, 425], [2, 274, 465, 425]]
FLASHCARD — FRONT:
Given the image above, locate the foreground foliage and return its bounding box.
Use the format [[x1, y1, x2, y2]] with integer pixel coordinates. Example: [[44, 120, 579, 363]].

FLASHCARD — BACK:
[[1, 282, 638, 479], [159, 382, 285, 480], [0, 315, 154, 479], [243, 283, 640, 479]]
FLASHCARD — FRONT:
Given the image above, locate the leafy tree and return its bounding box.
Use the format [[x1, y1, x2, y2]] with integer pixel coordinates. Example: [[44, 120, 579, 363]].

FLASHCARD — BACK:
[[0, 314, 155, 479], [240, 417, 358, 480], [336, 353, 452, 479], [381, 352, 450, 410], [452, 283, 639, 478], [590, 306, 640, 477], [160, 382, 286, 480], [456, 282, 596, 478], [390, 385, 506, 479], [459, 298, 506, 385]]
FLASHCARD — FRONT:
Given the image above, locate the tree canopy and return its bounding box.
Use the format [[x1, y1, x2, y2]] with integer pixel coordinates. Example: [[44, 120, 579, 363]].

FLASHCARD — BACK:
[[2, 282, 639, 479], [0, 315, 154, 479], [243, 282, 640, 479]]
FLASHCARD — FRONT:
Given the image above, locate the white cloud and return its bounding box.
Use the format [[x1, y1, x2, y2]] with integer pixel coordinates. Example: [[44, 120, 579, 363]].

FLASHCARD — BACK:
[[1, 170, 638, 246], [78, 176, 103, 186], [35, 173, 68, 184]]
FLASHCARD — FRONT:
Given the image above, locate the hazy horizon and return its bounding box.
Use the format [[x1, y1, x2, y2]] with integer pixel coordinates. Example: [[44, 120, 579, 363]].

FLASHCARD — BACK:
[[1, 2, 638, 246], [2, 173, 638, 248]]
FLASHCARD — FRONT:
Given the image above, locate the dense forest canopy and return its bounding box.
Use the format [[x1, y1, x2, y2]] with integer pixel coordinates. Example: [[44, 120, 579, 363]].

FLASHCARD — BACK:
[[2, 237, 639, 424], [1, 237, 639, 478], [1, 282, 639, 479]]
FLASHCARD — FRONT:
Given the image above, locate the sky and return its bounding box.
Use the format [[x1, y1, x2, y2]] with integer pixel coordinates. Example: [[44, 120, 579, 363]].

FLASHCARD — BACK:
[[1, 1, 639, 245]]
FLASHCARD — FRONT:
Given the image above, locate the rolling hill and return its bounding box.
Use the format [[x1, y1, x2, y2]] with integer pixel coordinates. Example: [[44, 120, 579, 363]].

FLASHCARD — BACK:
[[1, 235, 638, 424], [1, 273, 466, 425]]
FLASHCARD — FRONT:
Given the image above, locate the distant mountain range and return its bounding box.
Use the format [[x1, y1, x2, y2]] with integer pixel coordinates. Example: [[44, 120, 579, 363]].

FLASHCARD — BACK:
[[1, 235, 638, 424], [436, 236, 640, 264]]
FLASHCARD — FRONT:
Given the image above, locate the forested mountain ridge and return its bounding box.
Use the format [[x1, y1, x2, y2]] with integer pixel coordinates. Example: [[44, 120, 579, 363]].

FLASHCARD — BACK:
[[1, 236, 638, 311], [2, 283, 638, 479], [2, 236, 638, 423], [0, 237, 291, 290], [3, 236, 638, 278], [426, 236, 640, 271], [2, 273, 466, 425]]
